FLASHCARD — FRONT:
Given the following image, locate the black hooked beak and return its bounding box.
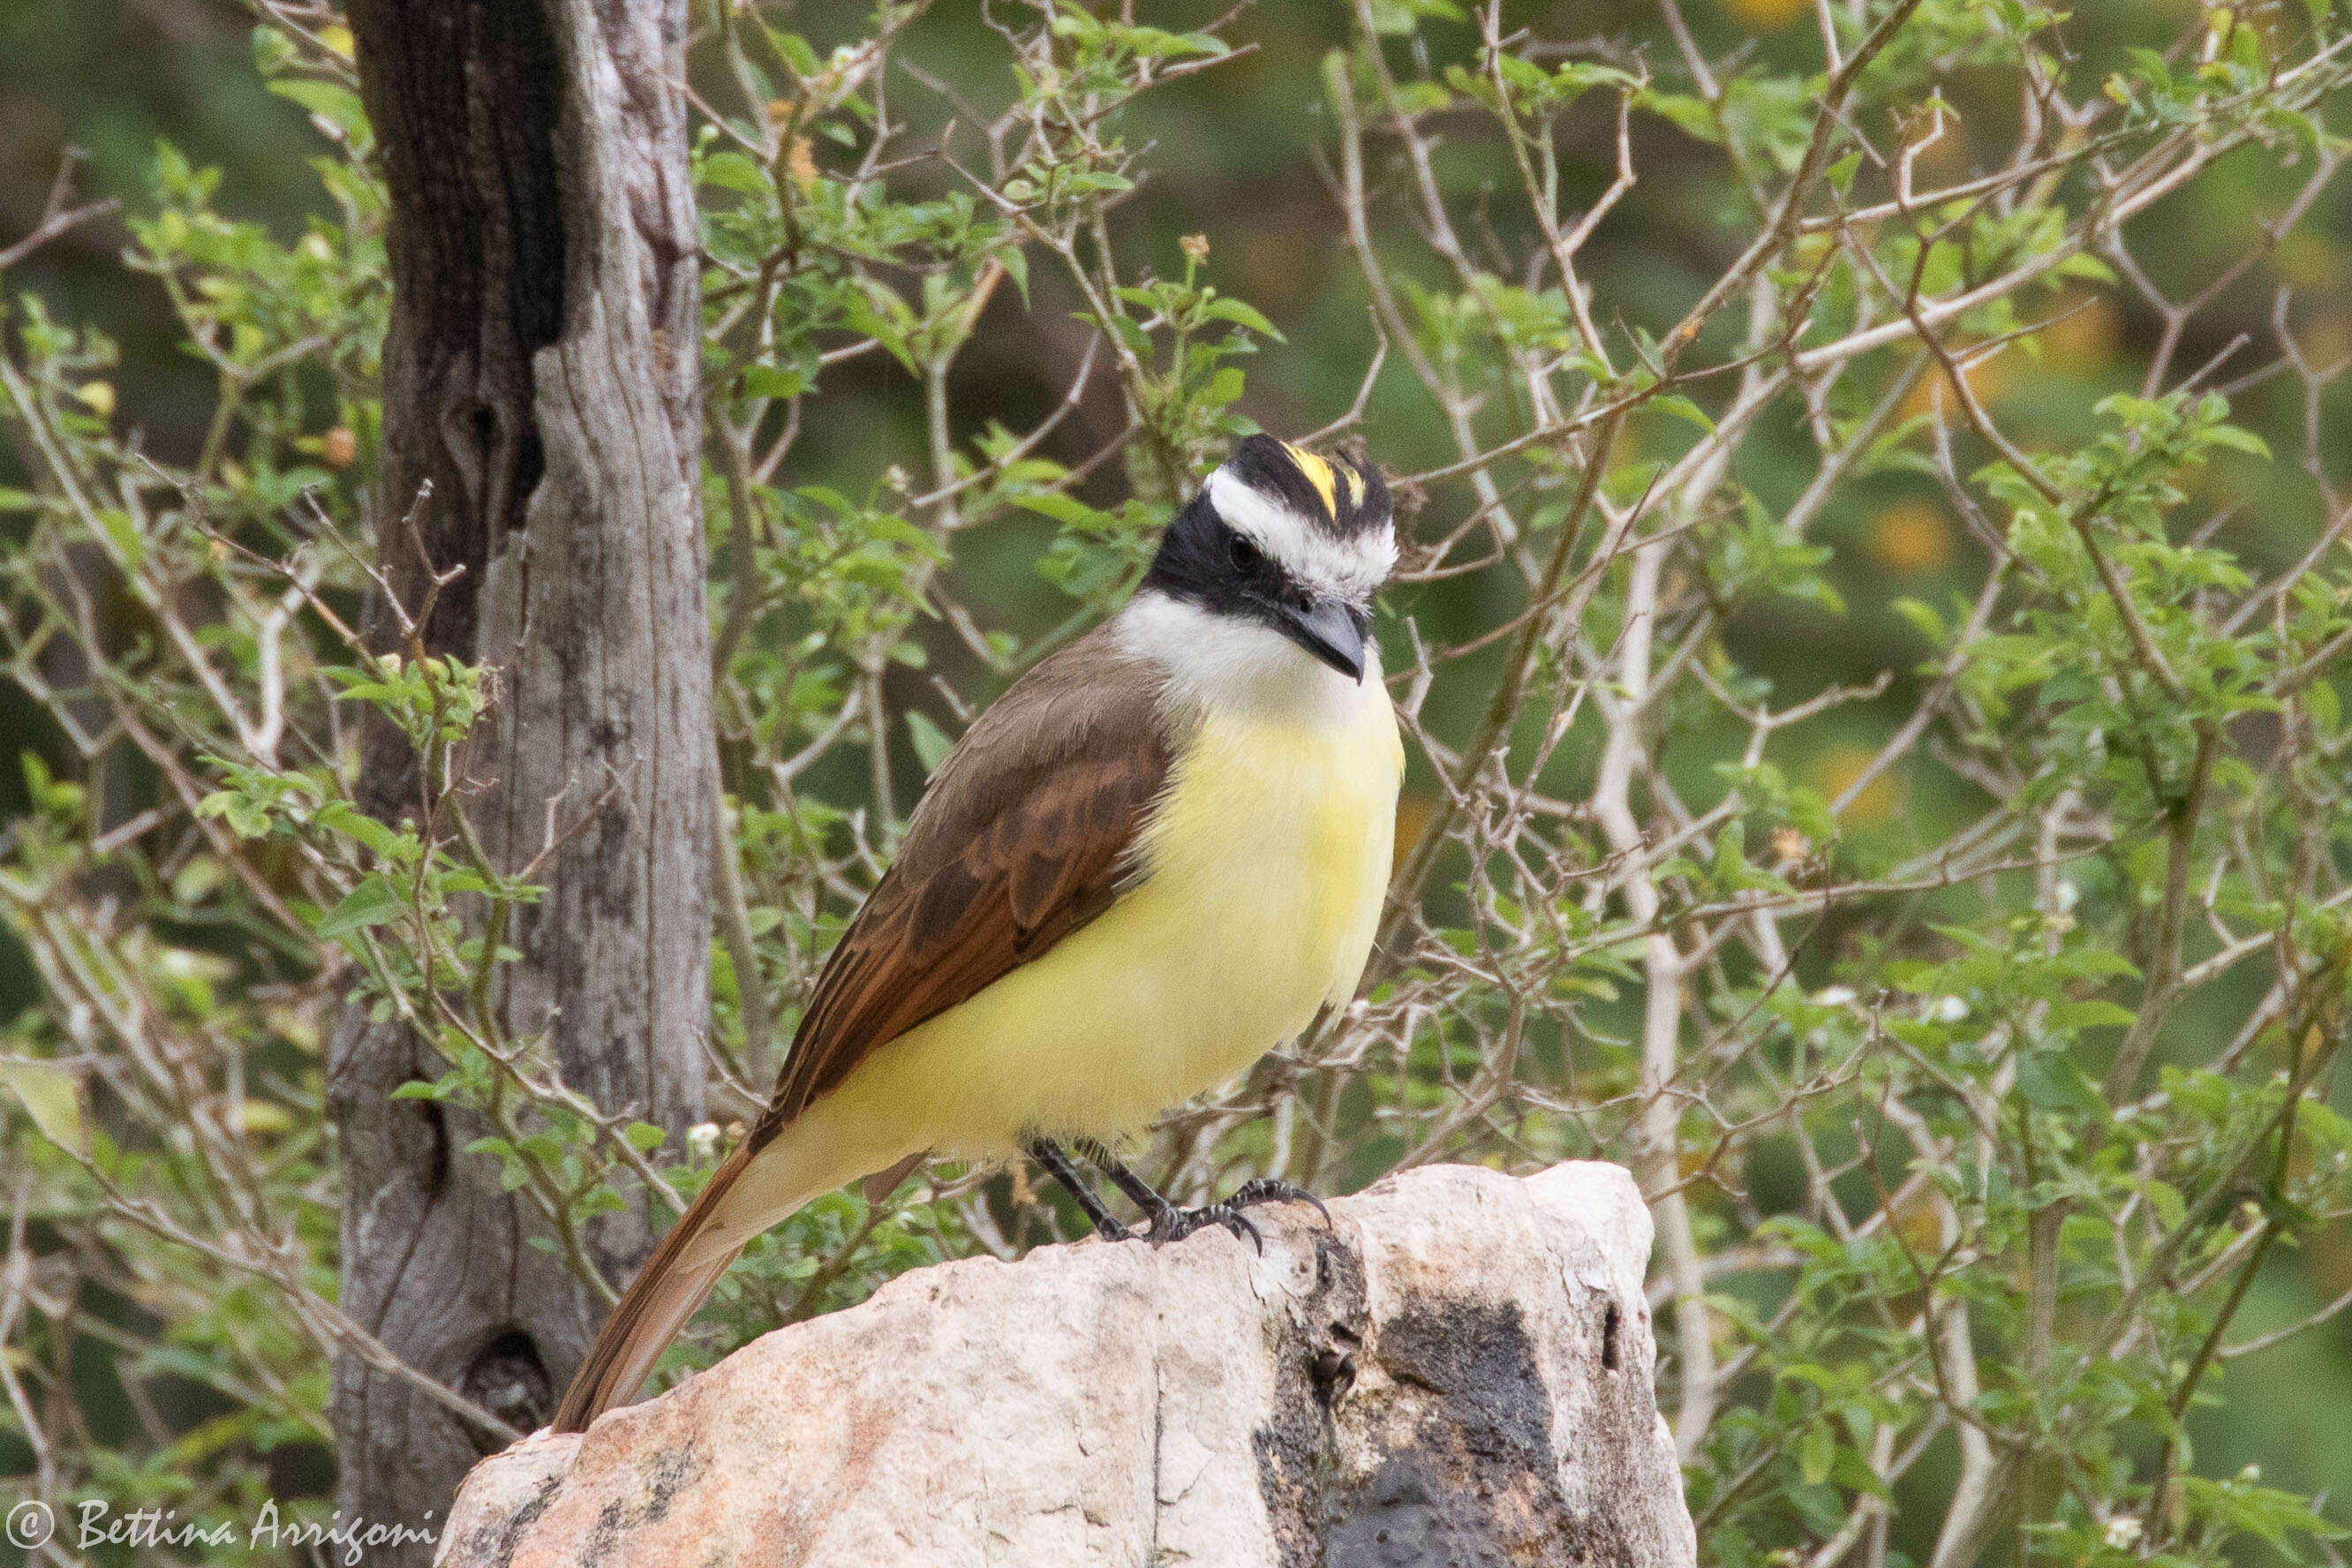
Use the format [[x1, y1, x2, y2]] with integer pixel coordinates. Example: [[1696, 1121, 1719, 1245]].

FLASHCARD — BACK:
[[1269, 597, 1368, 682]]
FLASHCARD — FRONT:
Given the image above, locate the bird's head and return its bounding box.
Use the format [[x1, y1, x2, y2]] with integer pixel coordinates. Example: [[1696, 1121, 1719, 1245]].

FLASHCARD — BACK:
[[1140, 435, 1396, 683]]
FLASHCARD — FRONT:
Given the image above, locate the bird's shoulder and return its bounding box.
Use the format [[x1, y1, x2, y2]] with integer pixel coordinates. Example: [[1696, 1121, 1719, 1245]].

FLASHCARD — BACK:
[[893, 620, 1178, 887]]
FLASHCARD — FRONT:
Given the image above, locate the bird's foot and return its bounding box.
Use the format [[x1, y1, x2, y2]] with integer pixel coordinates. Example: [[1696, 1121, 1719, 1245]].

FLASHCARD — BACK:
[[1225, 1178, 1333, 1228], [1135, 1182, 1331, 1252], [1141, 1197, 1262, 1253], [1059, 1139, 1331, 1253]]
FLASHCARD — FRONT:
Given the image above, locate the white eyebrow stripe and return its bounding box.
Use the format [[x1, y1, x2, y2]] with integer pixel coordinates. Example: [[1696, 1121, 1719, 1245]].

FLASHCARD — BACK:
[[1206, 466, 1396, 601]]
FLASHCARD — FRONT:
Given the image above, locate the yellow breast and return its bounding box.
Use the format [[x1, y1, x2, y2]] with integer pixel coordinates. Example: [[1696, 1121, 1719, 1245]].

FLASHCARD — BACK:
[[1133, 698, 1405, 1025], [803, 682, 1402, 1165]]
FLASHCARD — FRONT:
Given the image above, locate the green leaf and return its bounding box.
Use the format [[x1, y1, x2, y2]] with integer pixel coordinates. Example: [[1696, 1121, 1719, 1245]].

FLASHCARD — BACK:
[[315, 874, 405, 938], [197, 788, 273, 840], [1799, 1421, 1836, 1487], [624, 1121, 667, 1153], [1827, 149, 1862, 199], [1891, 596, 1947, 646], [1649, 394, 1715, 434], [2045, 999, 2137, 1031], [1020, 493, 1122, 531], [268, 79, 370, 141], [2204, 424, 2272, 458], [1365, 0, 1466, 34], [1638, 89, 1718, 143], [908, 711, 955, 774], [98, 508, 144, 572], [701, 151, 773, 198], [742, 364, 811, 401], [2304, 676, 2341, 739], [1200, 296, 1285, 342], [1122, 25, 1229, 59], [2015, 1048, 2107, 1117], [0, 1060, 86, 1152], [314, 801, 405, 859], [764, 26, 820, 77]]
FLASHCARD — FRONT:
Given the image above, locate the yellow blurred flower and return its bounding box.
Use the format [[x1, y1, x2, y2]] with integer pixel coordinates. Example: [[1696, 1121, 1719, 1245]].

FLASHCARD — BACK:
[[1899, 348, 2009, 425], [1891, 1187, 1949, 1255], [2039, 292, 2122, 369], [1866, 499, 1953, 576], [2309, 1223, 2352, 1300], [1716, 0, 1807, 26], [1392, 791, 1433, 867], [1906, 111, 1973, 177], [1811, 740, 1901, 828], [2298, 313, 2352, 370], [2273, 230, 2340, 290]]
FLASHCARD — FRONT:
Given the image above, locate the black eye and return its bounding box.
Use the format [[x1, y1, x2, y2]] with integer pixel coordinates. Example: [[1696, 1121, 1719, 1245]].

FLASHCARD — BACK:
[[1227, 532, 1262, 574]]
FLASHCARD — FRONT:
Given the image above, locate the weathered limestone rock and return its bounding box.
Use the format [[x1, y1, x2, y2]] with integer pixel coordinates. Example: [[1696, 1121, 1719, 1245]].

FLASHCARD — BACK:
[[435, 1161, 1695, 1567]]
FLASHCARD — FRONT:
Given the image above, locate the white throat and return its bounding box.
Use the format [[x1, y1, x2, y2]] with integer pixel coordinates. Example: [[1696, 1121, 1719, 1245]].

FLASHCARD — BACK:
[[1115, 589, 1383, 726]]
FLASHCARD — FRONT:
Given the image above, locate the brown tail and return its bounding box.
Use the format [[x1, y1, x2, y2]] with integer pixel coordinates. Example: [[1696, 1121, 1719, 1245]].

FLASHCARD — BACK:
[[550, 1143, 755, 1433]]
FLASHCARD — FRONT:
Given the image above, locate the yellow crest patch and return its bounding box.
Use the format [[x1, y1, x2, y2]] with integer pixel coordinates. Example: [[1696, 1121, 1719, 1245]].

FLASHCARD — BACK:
[[1280, 441, 1339, 519]]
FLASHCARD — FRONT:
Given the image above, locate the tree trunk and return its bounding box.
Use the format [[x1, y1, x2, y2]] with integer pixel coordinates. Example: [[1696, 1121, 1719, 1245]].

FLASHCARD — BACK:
[[330, 0, 710, 1555], [434, 1163, 1699, 1568]]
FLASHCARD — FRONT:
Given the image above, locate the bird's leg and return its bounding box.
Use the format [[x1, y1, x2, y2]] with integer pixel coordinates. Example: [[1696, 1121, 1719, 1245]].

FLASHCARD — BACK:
[[1070, 1138, 1196, 1235], [1026, 1138, 1133, 1240], [1073, 1138, 1294, 1254]]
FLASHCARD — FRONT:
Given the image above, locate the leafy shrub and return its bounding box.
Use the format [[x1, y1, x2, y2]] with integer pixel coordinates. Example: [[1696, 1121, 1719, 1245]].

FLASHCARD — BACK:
[[4, 3, 2352, 1565]]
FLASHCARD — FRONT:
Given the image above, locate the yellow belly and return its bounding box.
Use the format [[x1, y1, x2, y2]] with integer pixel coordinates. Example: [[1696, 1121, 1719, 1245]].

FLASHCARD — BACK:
[[791, 691, 1401, 1173]]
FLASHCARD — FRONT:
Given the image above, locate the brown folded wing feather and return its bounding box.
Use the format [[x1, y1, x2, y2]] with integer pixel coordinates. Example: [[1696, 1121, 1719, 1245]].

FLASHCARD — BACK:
[[553, 625, 1172, 1432], [748, 622, 1172, 1150]]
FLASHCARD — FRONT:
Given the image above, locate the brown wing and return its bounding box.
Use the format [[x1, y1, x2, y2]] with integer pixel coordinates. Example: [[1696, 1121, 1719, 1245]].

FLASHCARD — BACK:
[[554, 625, 1171, 1432], [748, 624, 1172, 1150]]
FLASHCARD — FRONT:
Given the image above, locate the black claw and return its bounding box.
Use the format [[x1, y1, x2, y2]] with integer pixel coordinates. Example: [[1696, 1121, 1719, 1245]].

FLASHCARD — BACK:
[[1144, 1200, 1264, 1255], [1057, 1142, 1314, 1255], [1227, 1178, 1333, 1227]]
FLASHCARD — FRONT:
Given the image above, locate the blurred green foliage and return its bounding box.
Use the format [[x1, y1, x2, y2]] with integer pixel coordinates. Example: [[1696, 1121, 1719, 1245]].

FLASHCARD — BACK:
[[4, 2, 2352, 1565]]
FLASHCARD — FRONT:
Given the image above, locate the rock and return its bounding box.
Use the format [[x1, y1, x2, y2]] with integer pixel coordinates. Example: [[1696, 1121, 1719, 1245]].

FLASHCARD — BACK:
[[435, 1161, 1695, 1568]]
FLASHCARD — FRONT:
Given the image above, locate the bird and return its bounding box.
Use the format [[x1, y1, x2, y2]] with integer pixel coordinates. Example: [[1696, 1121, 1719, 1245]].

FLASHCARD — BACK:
[[551, 434, 1401, 1433]]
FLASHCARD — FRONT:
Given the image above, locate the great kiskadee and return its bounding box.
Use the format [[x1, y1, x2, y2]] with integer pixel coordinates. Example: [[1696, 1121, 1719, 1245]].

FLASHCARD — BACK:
[[551, 435, 1401, 1432]]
